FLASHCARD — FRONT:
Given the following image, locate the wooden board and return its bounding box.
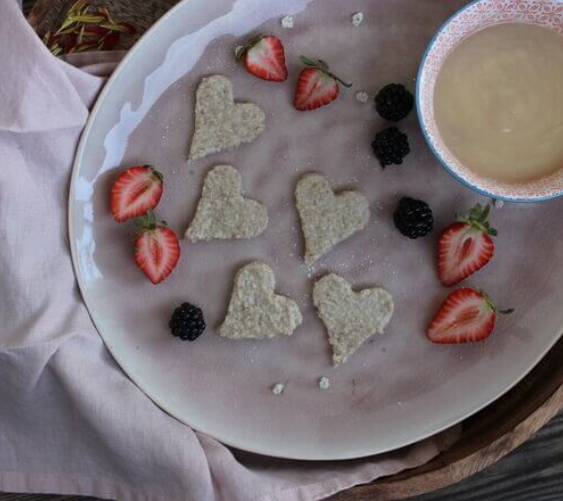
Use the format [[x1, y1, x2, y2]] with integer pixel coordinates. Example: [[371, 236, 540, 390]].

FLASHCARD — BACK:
[[23, 1, 563, 499]]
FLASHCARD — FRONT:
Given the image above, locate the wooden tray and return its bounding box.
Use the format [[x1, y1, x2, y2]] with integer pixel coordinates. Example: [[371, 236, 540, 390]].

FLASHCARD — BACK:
[[27, 1, 563, 499]]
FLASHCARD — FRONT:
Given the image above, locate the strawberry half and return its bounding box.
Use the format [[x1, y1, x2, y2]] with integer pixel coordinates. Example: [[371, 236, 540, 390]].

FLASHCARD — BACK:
[[133, 211, 180, 285], [427, 287, 513, 344], [110, 165, 164, 222], [294, 56, 352, 111], [238, 35, 288, 82], [438, 203, 497, 287]]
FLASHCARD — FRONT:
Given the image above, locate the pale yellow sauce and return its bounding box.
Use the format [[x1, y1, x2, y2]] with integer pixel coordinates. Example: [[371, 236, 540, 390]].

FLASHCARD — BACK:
[[434, 23, 563, 183]]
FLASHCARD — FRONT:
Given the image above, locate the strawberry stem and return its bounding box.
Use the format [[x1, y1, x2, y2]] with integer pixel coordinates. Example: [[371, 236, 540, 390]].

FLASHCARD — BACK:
[[299, 55, 353, 87], [236, 34, 264, 61], [145, 165, 163, 183], [482, 291, 514, 315], [458, 203, 497, 236], [135, 209, 158, 230]]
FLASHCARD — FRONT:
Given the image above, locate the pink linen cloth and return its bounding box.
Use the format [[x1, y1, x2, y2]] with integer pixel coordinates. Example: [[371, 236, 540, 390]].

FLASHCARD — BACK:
[[0, 2, 459, 500]]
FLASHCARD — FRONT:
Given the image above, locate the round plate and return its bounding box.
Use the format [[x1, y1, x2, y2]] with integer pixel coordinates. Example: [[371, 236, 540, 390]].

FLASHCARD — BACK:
[[70, 0, 563, 460]]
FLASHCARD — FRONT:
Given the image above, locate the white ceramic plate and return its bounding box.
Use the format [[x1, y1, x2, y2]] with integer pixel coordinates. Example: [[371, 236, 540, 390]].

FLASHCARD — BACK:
[[70, 0, 563, 460]]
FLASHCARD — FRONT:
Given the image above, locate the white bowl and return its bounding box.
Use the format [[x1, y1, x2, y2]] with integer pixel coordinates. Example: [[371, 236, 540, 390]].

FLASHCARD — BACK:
[[417, 0, 563, 202]]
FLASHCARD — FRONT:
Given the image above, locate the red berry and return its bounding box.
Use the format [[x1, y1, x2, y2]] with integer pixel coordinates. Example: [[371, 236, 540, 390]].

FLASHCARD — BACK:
[[427, 288, 512, 344], [239, 35, 288, 82], [438, 204, 497, 287], [110, 165, 163, 223], [133, 211, 180, 285], [294, 56, 351, 111]]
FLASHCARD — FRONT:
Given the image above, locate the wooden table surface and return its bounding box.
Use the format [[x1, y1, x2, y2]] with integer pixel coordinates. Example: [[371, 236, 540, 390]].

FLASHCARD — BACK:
[[3, 1, 562, 500]]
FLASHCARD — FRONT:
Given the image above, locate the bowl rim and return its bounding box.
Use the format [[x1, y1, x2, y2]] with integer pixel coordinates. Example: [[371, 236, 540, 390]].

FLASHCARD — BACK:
[[415, 0, 563, 203]]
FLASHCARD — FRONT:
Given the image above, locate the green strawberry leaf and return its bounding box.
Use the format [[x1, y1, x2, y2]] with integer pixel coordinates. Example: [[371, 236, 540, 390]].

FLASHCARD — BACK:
[[478, 204, 490, 223]]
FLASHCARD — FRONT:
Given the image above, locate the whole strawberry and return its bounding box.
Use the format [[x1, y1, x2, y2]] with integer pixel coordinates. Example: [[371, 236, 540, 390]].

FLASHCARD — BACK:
[[110, 165, 164, 222], [294, 56, 352, 111], [438, 203, 497, 287], [427, 287, 513, 344], [133, 210, 180, 285], [237, 35, 288, 82]]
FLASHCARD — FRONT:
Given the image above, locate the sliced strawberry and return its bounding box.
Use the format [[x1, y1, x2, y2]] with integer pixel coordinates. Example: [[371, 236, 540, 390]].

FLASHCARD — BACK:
[[110, 165, 164, 222], [133, 211, 180, 285], [238, 35, 288, 82], [427, 287, 513, 344], [438, 204, 497, 287], [294, 56, 352, 111]]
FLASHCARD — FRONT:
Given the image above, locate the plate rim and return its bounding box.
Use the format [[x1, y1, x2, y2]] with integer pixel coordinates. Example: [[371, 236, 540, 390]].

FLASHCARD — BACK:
[[68, 0, 563, 461]]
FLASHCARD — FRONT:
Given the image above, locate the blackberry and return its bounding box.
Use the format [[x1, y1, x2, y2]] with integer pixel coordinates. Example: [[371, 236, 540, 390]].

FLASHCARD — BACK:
[[169, 302, 206, 341], [375, 83, 414, 121], [393, 197, 434, 239], [371, 127, 410, 168]]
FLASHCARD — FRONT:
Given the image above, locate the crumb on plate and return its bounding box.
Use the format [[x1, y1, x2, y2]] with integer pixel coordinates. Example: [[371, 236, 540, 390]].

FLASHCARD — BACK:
[[351, 12, 364, 27], [281, 15, 294, 28], [355, 91, 369, 103], [272, 382, 285, 395]]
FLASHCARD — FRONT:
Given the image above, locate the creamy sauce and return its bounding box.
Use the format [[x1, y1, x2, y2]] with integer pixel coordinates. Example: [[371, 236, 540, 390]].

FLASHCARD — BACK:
[[434, 23, 563, 183]]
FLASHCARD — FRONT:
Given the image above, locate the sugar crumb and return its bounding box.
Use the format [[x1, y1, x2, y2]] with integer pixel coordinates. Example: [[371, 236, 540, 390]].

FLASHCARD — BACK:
[[319, 376, 330, 390], [281, 15, 294, 29], [351, 12, 364, 27], [355, 91, 369, 103], [271, 382, 285, 395]]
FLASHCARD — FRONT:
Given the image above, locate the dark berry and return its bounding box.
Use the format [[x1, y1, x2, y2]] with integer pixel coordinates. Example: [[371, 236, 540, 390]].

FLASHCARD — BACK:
[[169, 302, 206, 341], [393, 197, 434, 239], [371, 127, 410, 168], [375, 83, 414, 121]]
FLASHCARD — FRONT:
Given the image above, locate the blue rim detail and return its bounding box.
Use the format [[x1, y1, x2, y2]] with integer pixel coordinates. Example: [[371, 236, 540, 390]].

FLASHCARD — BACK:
[[415, 0, 563, 204]]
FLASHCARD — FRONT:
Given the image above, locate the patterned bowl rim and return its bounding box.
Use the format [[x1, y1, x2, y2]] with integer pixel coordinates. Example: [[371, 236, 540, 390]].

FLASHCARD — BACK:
[[415, 0, 563, 203]]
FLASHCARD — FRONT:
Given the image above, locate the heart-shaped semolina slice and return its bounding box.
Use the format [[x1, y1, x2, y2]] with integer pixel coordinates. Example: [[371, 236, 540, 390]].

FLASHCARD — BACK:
[[220, 262, 303, 340], [295, 173, 370, 265], [186, 165, 268, 241], [313, 273, 394, 365], [188, 75, 266, 162]]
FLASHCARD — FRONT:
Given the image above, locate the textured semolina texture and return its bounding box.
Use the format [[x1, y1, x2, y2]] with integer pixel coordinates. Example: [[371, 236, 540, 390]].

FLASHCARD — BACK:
[[313, 273, 394, 365], [295, 173, 370, 265], [186, 165, 268, 241], [220, 262, 303, 340], [188, 75, 266, 162]]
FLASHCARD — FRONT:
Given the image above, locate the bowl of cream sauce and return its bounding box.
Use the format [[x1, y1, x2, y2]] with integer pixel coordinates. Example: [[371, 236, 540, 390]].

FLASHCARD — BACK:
[[417, 0, 563, 201]]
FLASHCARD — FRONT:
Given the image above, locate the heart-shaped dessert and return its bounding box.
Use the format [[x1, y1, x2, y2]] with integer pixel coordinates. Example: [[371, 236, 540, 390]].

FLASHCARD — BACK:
[[220, 262, 303, 339], [313, 273, 394, 365], [295, 173, 370, 265], [188, 75, 266, 162], [186, 165, 268, 241]]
